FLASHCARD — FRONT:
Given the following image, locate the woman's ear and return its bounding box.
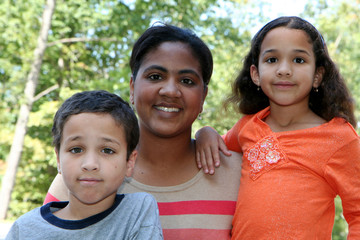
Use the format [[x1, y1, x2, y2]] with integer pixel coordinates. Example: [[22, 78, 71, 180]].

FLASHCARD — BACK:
[[199, 86, 208, 114], [250, 65, 260, 87], [130, 76, 135, 105], [125, 150, 137, 177], [313, 66, 325, 88]]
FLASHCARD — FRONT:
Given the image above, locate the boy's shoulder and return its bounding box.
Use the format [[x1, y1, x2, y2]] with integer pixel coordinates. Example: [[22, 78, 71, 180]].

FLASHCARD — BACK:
[[6, 206, 43, 237], [121, 192, 157, 207]]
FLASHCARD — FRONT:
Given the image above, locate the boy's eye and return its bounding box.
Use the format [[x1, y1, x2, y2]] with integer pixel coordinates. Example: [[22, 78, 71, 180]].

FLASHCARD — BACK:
[[102, 148, 115, 154], [294, 58, 305, 63], [265, 57, 277, 63], [148, 74, 162, 81], [70, 147, 83, 154], [181, 78, 195, 85]]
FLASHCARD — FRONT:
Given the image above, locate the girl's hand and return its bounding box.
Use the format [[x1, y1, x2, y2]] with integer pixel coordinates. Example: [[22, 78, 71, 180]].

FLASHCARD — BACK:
[[195, 126, 231, 174]]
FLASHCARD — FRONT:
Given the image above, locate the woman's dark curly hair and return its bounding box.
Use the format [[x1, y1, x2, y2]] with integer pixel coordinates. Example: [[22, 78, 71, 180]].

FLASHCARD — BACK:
[[227, 16, 356, 128]]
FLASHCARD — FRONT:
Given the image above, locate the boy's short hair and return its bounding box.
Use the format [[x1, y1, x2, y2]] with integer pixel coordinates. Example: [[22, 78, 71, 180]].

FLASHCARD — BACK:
[[52, 90, 139, 159]]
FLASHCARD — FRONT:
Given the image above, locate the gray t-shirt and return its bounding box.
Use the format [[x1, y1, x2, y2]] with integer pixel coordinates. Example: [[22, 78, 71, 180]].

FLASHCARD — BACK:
[[6, 193, 163, 239]]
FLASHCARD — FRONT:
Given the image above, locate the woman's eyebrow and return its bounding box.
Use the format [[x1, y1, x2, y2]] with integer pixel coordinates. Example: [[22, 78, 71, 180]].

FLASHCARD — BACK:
[[143, 65, 168, 73], [179, 69, 201, 79]]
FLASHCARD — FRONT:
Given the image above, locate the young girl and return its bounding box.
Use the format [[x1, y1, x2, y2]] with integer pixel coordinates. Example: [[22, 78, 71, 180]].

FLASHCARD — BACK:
[[195, 16, 360, 239]]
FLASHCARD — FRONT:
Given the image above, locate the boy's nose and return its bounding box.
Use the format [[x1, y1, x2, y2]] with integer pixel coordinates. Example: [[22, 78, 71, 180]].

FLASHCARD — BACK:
[[81, 153, 99, 171]]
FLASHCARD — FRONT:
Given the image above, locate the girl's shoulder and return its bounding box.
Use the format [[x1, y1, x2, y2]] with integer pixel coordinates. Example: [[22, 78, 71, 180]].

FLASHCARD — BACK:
[[326, 117, 359, 138]]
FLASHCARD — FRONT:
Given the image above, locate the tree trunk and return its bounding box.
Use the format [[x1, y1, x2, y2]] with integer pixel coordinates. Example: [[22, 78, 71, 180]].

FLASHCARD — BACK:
[[0, 0, 56, 220]]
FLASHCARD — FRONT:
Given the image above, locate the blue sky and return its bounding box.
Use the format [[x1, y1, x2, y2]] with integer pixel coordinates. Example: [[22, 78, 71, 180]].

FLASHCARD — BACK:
[[265, 0, 306, 18]]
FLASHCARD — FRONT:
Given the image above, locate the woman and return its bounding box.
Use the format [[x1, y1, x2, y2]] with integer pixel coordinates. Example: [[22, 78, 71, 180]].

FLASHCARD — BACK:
[[45, 24, 242, 240]]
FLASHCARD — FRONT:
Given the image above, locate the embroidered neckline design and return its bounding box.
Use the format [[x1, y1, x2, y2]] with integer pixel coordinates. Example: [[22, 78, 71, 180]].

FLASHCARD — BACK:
[[245, 135, 287, 180]]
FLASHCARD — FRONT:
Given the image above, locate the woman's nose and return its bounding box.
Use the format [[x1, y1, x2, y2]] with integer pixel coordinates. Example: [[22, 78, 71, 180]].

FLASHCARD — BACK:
[[159, 79, 181, 97]]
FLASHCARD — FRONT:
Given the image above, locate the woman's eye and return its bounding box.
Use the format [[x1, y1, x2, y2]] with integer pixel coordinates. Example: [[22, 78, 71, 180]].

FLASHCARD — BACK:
[[148, 74, 162, 81], [70, 148, 83, 154], [102, 148, 115, 154], [181, 78, 194, 85], [266, 57, 277, 63], [294, 58, 305, 63]]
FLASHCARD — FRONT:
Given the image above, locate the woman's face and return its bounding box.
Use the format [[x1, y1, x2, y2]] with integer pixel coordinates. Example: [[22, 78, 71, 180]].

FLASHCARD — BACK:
[[130, 42, 207, 138]]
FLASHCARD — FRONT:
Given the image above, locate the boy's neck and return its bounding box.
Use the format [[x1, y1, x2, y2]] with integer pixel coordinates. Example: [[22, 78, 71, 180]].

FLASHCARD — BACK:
[[53, 193, 117, 220]]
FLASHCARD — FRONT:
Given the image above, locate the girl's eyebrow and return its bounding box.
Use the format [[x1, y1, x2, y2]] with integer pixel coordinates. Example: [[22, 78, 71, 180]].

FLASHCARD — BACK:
[[262, 49, 311, 56], [293, 49, 311, 56]]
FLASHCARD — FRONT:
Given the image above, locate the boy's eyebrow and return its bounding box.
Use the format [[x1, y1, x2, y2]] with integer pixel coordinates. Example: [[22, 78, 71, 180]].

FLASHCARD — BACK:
[[64, 136, 121, 146], [65, 136, 81, 142], [102, 137, 121, 146]]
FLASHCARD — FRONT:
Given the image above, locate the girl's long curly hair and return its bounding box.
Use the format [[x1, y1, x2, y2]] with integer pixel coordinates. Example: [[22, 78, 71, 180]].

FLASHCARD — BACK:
[[227, 16, 356, 128]]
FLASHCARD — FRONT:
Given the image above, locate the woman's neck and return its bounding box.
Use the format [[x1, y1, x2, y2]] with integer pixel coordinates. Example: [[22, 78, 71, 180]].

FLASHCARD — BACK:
[[132, 128, 199, 186]]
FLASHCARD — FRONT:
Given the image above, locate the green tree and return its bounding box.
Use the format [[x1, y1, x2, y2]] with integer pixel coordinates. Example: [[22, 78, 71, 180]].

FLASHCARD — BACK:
[[0, 0, 56, 220], [0, 0, 253, 219]]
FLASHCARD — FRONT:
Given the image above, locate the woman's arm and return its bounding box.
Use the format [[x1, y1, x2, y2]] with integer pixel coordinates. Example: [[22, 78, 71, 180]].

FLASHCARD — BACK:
[[43, 173, 68, 205]]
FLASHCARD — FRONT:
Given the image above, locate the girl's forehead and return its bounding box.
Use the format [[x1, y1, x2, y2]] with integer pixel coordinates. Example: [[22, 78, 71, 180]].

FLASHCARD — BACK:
[[264, 27, 311, 43], [261, 27, 312, 48]]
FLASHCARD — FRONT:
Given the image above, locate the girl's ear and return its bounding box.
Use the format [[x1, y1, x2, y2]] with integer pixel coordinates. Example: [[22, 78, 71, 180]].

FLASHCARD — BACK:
[[125, 150, 137, 178], [250, 65, 260, 87], [313, 66, 325, 88]]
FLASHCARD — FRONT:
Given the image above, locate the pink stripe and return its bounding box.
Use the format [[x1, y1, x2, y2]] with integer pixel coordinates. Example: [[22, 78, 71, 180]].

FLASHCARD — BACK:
[[158, 200, 236, 215], [163, 228, 231, 240], [43, 192, 59, 205]]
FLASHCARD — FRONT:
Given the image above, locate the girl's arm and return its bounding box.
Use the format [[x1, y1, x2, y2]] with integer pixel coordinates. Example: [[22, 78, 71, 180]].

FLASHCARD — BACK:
[[43, 173, 68, 204], [195, 126, 231, 175]]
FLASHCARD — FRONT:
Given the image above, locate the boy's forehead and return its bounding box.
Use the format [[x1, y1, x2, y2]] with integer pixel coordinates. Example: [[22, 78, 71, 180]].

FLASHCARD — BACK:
[[63, 112, 125, 135]]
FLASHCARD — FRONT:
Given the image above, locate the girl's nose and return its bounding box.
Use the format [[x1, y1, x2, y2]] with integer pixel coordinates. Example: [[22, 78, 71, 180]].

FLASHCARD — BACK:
[[276, 61, 292, 77]]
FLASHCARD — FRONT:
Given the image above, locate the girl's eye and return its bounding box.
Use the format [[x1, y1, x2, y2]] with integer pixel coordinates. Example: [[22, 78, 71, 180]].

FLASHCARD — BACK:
[[266, 57, 277, 63], [70, 147, 83, 154], [102, 148, 115, 154], [294, 58, 305, 63], [148, 74, 162, 81], [181, 78, 195, 85]]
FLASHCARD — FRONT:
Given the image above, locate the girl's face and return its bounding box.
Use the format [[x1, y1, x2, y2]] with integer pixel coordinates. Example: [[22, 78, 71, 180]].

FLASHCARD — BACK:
[[130, 42, 207, 138], [250, 27, 324, 109]]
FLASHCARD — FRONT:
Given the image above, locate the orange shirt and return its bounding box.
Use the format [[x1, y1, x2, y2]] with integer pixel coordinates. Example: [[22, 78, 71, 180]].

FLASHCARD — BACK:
[[224, 107, 360, 239]]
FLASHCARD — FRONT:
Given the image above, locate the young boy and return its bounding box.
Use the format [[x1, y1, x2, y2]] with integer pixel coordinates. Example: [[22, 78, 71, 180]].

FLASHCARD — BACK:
[[6, 90, 163, 240]]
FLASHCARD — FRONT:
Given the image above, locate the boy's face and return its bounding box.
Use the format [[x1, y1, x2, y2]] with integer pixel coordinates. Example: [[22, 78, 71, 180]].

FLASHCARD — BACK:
[[56, 112, 136, 207]]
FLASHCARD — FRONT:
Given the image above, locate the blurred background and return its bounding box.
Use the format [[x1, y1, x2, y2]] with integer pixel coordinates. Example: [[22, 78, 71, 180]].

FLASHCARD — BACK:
[[0, 0, 359, 238]]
